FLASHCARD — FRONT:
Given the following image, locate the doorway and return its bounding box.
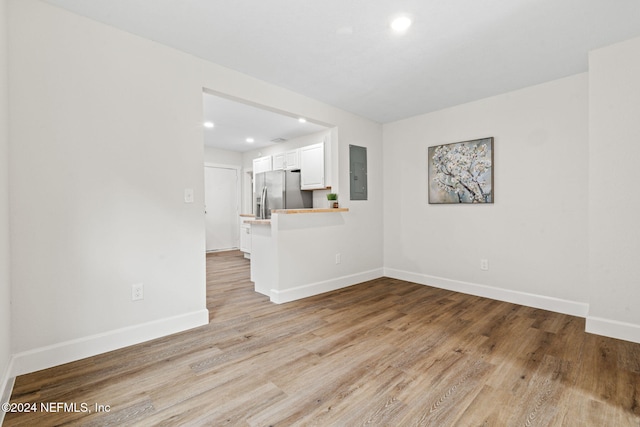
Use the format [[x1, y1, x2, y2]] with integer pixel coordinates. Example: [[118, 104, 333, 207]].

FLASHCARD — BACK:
[[204, 165, 240, 252]]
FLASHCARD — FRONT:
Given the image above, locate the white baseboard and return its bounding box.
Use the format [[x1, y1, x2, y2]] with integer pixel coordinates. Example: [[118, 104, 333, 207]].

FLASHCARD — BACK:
[[586, 316, 640, 344], [1, 358, 16, 425], [11, 309, 209, 377], [270, 268, 384, 304], [383, 268, 589, 318]]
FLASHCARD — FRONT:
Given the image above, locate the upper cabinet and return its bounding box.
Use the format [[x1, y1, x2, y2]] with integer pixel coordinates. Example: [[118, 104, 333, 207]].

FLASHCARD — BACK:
[[253, 155, 272, 175], [300, 142, 325, 189], [285, 149, 300, 170], [272, 149, 300, 171], [252, 132, 332, 191], [272, 153, 285, 171], [253, 155, 273, 193]]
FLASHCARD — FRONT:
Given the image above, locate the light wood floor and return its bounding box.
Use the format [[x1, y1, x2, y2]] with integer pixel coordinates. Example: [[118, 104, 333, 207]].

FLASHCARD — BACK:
[[5, 251, 640, 426]]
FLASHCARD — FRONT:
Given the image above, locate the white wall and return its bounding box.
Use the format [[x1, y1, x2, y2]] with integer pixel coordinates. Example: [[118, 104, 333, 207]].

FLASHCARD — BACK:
[[587, 36, 640, 342], [8, 0, 209, 373], [204, 146, 243, 167], [383, 74, 590, 316], [0, 0, 12, 412], [8, 0, 382, 374]]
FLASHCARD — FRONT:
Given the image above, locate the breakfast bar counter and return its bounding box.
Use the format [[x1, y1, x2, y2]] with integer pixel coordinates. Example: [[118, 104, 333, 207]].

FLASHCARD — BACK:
[[273, 208, 349, 214], [249, 208, 352, 303], [246, 208, 348, 225]]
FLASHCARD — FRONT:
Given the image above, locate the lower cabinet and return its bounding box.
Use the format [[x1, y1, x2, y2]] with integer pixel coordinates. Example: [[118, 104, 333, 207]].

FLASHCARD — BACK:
[[240, 217, 252, 258]]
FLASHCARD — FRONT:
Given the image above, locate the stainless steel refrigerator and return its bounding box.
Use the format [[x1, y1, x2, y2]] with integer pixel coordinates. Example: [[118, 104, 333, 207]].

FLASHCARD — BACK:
[[254, 170, 312, 219]]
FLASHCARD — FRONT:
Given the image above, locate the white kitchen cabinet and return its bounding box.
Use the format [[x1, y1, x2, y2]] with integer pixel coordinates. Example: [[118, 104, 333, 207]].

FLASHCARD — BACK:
[[272, 153, 285, 170], [285, 149, 300, 170], [253, 155, 272, 175], [272, 149, 300, 171], [300, 142, 325, 189], [253, 155, 272, 193], [239, 216, 252, 258]]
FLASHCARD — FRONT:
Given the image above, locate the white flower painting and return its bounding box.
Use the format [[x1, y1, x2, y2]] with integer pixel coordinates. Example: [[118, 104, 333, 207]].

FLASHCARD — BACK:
[[428, 137, 493, 204]]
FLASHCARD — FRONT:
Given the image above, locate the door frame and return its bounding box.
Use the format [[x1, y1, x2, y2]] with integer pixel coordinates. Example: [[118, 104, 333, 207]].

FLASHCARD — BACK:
[[204, 162, 242, 251]]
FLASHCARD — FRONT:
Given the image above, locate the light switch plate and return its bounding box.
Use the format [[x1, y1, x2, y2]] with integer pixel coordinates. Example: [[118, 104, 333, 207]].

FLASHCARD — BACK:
[[184, 188, 194, 203]]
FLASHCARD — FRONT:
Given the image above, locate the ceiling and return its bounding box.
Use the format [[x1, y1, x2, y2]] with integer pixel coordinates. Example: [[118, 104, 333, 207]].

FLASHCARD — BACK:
[[44, 0, 640, 124], [202, 93, 328, 152]]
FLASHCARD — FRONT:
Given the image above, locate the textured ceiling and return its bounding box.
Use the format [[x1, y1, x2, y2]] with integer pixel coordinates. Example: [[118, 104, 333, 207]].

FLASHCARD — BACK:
[[44, 0, 640, 123]]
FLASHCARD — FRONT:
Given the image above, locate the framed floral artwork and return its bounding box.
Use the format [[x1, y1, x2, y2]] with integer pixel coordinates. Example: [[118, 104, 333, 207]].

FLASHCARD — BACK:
[[428, 137, 493, 204]]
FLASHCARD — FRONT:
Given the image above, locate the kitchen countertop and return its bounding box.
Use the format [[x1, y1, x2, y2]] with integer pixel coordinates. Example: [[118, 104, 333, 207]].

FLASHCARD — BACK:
[[246, 219, 272, 225], [246, 208, 348, 225], [272, 208, 349, 214]]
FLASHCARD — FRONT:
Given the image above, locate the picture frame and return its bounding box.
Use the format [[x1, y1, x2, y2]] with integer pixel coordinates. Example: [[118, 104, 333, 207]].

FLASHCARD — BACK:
[[428, 137, 494, 204]]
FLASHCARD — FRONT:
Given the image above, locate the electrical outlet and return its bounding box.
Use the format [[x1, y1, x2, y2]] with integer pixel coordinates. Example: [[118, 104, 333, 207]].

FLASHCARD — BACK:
[[132, 283, 144, 301], [480, 259, 489, 271], [335, 253, 341, 264]]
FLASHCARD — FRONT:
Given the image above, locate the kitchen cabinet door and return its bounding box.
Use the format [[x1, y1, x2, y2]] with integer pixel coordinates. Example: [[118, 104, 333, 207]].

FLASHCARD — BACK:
[[285, 149, 299, 170], [253, 155, 273, 193], [253, 155, 272, 175], [300, 142, 325, 189], [273, 150, 299, 170], [272, 153, 285, 170], [240, 224, 251, 254]]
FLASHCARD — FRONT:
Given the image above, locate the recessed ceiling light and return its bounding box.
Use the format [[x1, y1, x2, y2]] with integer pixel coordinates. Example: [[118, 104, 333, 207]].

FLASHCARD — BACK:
[[298, 117, 307, 123], [246, 138, 255, 143], [391, 16, 412, 33], [203, 121, 214, 128]]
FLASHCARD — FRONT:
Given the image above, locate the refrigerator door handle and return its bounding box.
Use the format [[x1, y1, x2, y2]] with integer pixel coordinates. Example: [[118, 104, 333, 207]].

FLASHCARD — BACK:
[[261, 186, 268, 219]]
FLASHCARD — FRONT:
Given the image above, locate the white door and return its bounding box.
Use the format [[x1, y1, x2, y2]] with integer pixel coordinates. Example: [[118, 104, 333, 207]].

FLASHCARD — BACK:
[[204, 166, 239, 252]]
